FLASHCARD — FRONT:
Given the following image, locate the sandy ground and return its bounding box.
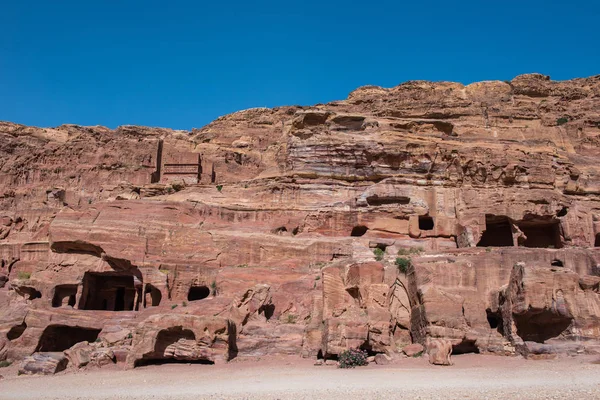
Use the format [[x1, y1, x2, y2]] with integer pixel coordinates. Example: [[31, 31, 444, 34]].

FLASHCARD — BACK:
[[1, 355, 600, 400]]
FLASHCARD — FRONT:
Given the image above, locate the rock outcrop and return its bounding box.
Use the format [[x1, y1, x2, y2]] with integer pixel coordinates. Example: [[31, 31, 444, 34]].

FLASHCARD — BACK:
[[1, 73, 600, 372]]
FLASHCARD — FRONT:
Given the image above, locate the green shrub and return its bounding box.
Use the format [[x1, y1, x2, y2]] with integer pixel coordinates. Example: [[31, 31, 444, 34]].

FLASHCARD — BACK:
[[338, 348, 369, 368], [373, 247, 385, 261], [0, 360, 12, 368], [182, 301, 187, 307], [397, 247, 423, 256], [285, 314, 297, 324], [17, 271, 31, 280], [557, 117, 568, 126], [396, 257, 410, 273], [216, 185, 223, 192], [210, 281, 219, 296], [171, 304, 178, 310]]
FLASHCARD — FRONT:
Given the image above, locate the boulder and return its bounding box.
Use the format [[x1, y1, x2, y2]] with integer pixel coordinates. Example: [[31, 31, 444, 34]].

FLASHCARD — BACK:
[[64, 342, 93, 368], [426, 338, 452, 366], [19, 352, 68, 375], [374, 353, 392, 365], [402, 343, 424, 357], [90, 349, 116, 367], [99, 326, 132, 346]]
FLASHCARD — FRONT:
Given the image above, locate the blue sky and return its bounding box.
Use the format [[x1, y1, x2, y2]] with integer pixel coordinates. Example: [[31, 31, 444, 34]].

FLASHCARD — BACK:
[[1, 0, 599, 130]]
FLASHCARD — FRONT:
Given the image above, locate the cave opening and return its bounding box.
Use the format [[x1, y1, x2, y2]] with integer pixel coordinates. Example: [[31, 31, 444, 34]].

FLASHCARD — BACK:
[[451, 339, 480, 355], [513, 310, 572, 343], [259, 303, 275, 320], [80, 272, 141, 311], [7, 322, 27, 341], [351, 225, 368, 237], [595, 233, 600, 247], [52, 284, 78, 308], [477, 215, 514, 247], [134, 327, 214, 367], [144, 284, 162, 307], [486, 309, 504, 335], [517, 220, 562, 249], [366, 195, 410, 206], [188, 285, 210, 301], [16, 287, 42, 300], [418, 216, 434, 231], [35, 325, 101, 352]]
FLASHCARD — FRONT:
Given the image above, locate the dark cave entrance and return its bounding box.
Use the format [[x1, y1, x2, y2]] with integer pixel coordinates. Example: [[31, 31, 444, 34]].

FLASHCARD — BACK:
[[517, 220, 562, 249], [35, 325, 101, 352], [52, 284, 78, 308], [7, 322, 27, 341], [477, 215, 514, 247], [452, 339, 480, 355], [80, 272, 141, 311], [144, 284, 162, 307], [188, 285, 210, 301], [486, 309, 504, 335], [595, 233, 600, 247], [351, 225, 368, 237], [513, 310, 572, 343], [419, 216, 434, 231]]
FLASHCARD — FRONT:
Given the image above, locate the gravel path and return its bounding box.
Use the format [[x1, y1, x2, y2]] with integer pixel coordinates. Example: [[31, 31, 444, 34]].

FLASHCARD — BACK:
[[1, 355, 600, 399]]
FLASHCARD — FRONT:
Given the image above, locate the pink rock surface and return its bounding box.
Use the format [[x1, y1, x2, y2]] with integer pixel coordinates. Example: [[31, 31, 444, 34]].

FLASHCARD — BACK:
[[1, 74, 600, 372]]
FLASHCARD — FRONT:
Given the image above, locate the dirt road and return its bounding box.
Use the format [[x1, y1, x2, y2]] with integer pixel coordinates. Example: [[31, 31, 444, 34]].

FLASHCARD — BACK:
[[1, 355, 600, 399]]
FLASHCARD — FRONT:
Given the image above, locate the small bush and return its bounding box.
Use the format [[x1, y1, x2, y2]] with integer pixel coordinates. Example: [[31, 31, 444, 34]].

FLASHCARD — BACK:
[[373, 247, 385, 261], [216, 185, 223, 192], [182, 301, 187, 307], [412, 351, 423, 358], [285, 314, 297, 324], [171, 304, 178, 310], [338, 348, 369, 368], [396, 257, 410, 273], [210, 281, 219, 296], [17, 271, 31, 280], [557, 117, 568, 126], [159, 269, 169, 275], [0, 360, 12, 368], [397, 247, 423, 256]]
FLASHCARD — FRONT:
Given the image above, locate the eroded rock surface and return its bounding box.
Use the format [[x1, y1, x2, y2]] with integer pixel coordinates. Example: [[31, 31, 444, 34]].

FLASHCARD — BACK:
[[1, 74, 600, 371]]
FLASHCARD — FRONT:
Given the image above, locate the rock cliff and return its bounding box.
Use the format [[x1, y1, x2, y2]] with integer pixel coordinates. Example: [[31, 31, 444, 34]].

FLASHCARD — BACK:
[[1, 73, 600, 370]]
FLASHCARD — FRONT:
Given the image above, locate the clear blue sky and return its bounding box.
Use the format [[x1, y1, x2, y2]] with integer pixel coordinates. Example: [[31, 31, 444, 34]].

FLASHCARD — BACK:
[[1, 0, 599, 130]]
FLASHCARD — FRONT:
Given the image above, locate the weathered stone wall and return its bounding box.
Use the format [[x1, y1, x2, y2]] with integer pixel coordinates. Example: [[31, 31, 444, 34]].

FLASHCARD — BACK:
[[1, 73, 600, 371]]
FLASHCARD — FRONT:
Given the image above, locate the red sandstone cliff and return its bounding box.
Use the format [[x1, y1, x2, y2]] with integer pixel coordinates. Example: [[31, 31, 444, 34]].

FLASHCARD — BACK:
[[1, 73, 600, 372]]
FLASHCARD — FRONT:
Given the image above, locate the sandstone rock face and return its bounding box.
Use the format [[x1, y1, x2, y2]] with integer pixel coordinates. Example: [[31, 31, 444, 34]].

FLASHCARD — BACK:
[[1, 74, 600, 369]]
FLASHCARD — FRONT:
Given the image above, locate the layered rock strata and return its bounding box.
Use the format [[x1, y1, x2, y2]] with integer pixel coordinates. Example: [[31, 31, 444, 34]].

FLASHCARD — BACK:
[[1, 73, 600, 371]]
